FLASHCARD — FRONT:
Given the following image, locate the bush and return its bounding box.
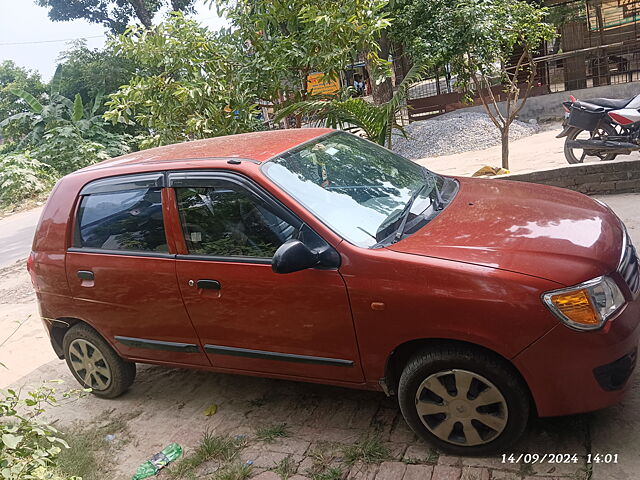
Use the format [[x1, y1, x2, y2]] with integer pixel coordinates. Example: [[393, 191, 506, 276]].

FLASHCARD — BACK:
[[0, 152, 53, 206], [0, 383, 82, 480]]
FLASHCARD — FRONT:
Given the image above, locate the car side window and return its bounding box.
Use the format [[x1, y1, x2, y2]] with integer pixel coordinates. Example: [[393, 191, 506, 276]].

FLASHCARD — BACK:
[[175, 181, 297, 258], [76, 188, 168, 252]]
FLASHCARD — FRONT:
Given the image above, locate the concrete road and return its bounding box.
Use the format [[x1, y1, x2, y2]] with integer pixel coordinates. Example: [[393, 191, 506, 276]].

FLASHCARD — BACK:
[[0, 207, 42, 268]]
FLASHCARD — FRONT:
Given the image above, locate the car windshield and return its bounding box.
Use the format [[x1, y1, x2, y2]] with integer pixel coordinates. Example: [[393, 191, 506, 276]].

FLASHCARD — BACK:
[[261, 132, 456, 248]]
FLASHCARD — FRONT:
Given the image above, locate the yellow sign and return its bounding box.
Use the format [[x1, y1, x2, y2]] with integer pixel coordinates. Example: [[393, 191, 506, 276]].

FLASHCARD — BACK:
[[307, 72, 340, 96]]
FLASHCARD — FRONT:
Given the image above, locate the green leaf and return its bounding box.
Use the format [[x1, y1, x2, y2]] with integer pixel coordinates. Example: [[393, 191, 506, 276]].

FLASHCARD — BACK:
[[72, 93, 84, 122], [7, 87, 44, 114], [1, 434, 23, 449]]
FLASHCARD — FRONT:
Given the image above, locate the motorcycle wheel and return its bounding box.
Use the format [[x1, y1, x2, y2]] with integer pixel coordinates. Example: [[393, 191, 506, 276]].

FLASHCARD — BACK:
[[564, 124, 618, 164]]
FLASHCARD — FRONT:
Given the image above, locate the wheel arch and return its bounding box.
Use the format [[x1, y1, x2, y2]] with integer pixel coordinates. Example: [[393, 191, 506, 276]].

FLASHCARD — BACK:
[[383, 338, 536, 414], [50, 317, 98, 359]]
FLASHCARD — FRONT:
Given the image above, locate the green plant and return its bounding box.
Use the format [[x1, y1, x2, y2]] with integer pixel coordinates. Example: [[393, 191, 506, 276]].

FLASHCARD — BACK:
[[255, 423, 289, 443], [273, 455, 297, 480], [342, 434, 389, 465], [311, 467, 343, 480], [0, 383, 85, 480], [274, 63, 425, 148], [215, 0, 391, 124], [393, 0, 555, 168], [214, 462, 252, 480], [55, 417, 130, 480], [169, 431, 247, 479], [0, 152, 53, 207], [105, 14, 263, 148]]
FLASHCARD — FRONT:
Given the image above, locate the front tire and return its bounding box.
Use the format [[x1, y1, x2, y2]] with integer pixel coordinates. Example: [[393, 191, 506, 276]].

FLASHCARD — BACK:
[[564, 123, 617, 164], [63, 323, 136, 398], [398, 346, 530, 456]]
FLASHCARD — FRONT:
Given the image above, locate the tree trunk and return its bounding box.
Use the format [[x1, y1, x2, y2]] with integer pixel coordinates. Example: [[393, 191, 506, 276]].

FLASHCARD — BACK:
[[368, 30, 393, 105], [127, 0, 153, 28], [501, 125, 510, 170]]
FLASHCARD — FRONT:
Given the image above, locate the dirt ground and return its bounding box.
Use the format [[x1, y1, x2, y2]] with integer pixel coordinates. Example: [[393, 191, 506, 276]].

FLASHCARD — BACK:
[[414, 122, 639, 176], [2, 127, 640, 479]]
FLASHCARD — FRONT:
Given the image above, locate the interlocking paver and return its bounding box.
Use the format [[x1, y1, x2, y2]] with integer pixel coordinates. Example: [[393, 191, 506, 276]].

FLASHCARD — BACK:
[[375, 461, 407, 480], [459, 466, 489, 480], [403, 464, 435, 480], [403, 444, 437, 463], [432, 465, 462, 480], [438, 455, 462, 466], [348, 462, 380, 480]]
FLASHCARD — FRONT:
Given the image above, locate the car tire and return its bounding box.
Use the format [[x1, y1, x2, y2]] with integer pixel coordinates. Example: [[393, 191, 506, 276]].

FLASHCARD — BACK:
[[398, 346, 530, 456], [62, 323, 136, 398]]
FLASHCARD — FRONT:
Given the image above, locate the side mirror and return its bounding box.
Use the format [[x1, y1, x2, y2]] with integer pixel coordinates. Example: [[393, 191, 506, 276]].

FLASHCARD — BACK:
[[272, 240, 320, 274]]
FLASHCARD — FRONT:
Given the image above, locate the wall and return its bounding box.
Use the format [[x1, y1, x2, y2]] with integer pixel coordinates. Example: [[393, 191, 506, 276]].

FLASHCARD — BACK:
[[461, 81, 640, 122], [501, 157, 640, 194]]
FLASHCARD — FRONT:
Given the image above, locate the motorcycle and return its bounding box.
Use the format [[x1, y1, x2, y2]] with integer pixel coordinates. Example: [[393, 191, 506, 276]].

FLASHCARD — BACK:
[[557, 94, 640, 164]]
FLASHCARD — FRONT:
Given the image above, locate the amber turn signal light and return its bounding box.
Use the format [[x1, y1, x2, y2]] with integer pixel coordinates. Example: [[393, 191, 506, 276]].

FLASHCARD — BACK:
[[549, 289, 599, 326]]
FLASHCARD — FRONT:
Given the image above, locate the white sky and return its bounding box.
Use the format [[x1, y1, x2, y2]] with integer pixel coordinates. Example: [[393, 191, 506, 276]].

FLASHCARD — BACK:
[[0, 0, 228, 80]]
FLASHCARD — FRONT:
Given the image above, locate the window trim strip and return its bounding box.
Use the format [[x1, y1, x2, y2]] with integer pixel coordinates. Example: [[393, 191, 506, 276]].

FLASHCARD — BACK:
[[203, 344, 354, 367], [67, 247, 174, 259], [115, 336, 200, 353], [176, 254, 272, 264]]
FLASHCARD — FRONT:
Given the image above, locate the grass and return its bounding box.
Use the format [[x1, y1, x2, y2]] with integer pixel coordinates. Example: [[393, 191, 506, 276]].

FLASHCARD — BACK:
[[310, 467, 344, 480], [214, 462, 253, 480], [305, 442, 343, 480], [255, 422, 289, 443], [169, 431, 247, 479], [248, 393, 271, 408], [55, 417, 130, 480], [273, 454, 297, 480], [342, 434, 389, 465]]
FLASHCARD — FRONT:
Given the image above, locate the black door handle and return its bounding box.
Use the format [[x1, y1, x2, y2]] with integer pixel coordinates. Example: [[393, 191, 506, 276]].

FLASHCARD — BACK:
[[197, 279, 221, 290], [77, 270, 94, 280]]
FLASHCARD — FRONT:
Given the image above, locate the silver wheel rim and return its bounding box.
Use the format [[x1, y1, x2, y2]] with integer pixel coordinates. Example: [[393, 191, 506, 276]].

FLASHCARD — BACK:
[[415, 369, 508, 446], [68, 339, 112, 391]]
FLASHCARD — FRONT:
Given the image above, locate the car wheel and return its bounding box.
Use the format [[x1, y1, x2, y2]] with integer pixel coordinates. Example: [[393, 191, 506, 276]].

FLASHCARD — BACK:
[[398, 346, 530, 456], [63, 323, 136, 398]]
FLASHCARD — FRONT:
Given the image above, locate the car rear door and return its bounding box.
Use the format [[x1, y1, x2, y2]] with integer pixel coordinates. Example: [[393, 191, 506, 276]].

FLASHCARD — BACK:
[[167, 171, 364, 383], [65, 173, 209, 367]]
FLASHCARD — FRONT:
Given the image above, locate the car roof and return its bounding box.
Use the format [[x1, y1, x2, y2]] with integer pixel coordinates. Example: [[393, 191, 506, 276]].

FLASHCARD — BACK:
[[80, 128, 334, 172]]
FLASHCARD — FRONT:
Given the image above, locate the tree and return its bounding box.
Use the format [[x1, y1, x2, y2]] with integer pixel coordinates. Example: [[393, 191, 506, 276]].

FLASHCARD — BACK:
[[393, 0, 555, 169], [104, 14, 264, 147], [217, 0, 390, 126], [0, 61, 46, 124], [56, 40, 136, 108], [36, 0, 197, 33]]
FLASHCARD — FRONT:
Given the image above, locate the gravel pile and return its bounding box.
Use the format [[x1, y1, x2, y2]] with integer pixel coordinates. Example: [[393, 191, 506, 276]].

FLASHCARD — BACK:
[[392, 110, 540, 159]]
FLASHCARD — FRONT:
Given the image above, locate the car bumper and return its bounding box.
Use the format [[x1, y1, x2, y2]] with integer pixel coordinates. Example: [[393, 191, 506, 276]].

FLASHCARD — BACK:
[[513, 296, 640, 417]]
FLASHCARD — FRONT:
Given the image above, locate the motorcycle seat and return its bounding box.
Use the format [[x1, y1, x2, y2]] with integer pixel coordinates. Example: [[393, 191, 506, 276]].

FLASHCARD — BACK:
[[586, 97, 634, 109]]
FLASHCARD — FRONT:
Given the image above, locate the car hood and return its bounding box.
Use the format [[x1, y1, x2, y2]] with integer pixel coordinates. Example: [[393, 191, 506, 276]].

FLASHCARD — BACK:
[[388, 177, 623, 286]]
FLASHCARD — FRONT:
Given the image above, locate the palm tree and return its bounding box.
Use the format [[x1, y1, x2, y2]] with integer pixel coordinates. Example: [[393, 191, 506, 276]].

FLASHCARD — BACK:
[[274, 64, 425, 148]]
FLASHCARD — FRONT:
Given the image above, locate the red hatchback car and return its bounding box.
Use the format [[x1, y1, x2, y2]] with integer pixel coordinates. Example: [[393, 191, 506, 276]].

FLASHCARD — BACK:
[[29, 129, 639, 455]]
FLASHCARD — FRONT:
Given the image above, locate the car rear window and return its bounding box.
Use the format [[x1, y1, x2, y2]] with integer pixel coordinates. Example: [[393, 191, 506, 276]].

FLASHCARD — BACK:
[[76, 188, 168, 252]]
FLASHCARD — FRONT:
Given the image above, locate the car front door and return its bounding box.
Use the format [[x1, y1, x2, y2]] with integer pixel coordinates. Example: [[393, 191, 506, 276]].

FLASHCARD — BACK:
[[65, 173, 210, 368], [168, 171, 364, 383]]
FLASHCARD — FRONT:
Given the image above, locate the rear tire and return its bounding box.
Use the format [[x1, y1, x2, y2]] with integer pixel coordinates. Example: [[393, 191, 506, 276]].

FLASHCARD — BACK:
[[63, 323, 136, 398], [564, 123, 617, 164], [398, 346, 530, 456]]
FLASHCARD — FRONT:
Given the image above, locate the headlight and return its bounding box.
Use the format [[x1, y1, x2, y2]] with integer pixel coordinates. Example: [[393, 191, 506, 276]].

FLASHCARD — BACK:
[[542, 276, 626, 331]]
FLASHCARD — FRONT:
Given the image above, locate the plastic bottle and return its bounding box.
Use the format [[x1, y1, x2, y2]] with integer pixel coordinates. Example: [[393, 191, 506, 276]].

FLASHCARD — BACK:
[[131, 443, 183, 480]]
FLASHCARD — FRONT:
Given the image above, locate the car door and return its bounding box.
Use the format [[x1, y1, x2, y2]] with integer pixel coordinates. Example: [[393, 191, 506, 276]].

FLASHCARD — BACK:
[[65, 173, 210, 367], [168, 171, 364, 383]]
